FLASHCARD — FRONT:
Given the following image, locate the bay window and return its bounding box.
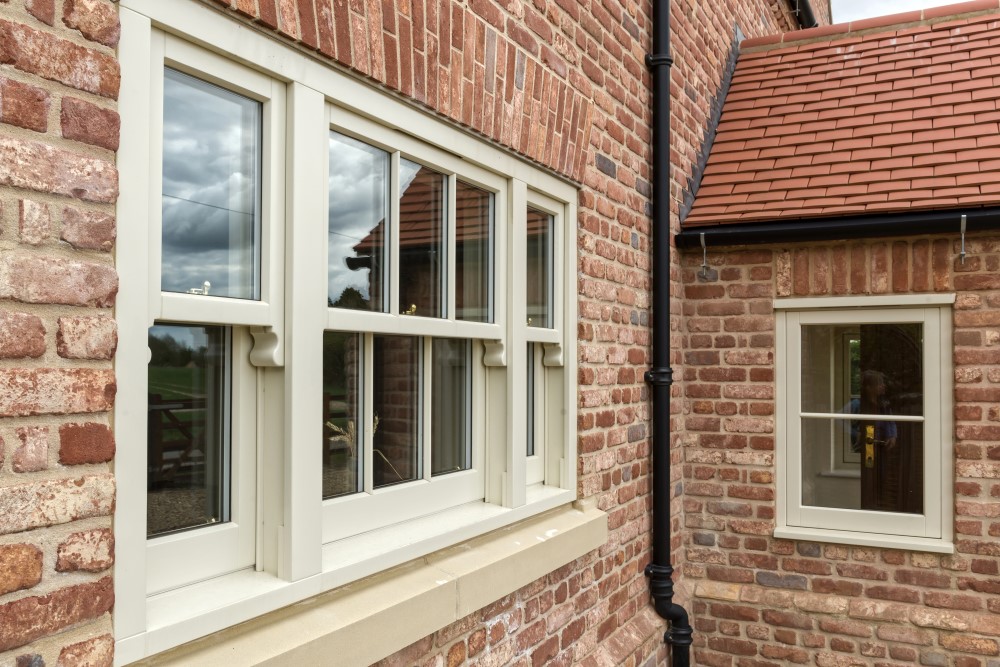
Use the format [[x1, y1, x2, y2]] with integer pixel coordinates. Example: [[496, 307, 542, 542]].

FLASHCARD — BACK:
[[116, 3, 585, 660]]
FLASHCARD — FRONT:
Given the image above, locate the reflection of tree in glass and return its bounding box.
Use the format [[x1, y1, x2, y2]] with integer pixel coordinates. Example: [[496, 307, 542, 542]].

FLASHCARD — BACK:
[[329, 286, 369, 311]]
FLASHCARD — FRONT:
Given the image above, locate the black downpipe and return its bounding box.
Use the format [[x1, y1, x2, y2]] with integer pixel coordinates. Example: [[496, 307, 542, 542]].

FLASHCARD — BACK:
[[644, 0, 693, 664]]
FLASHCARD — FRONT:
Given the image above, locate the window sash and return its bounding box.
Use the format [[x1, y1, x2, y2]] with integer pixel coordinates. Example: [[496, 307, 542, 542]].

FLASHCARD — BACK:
[[322, 335, 485, 543], [146, 328, 257, 595], [149, 35, 284, 330]]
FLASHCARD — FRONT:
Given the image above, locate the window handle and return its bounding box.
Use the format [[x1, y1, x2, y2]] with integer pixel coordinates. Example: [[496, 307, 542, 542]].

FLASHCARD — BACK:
[[864, 425, 875, 468], [402, 304, 417, 315], [187, 281, 211, 295]]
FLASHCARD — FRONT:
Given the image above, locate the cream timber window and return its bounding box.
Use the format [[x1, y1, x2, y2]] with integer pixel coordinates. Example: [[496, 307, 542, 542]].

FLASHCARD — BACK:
[[115, 0, 589, 662], [775, 295, 955, 553]]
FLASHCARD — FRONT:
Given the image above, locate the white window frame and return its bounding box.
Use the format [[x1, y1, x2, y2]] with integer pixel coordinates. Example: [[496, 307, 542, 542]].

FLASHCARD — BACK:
[[774, 294, 955, 553], [115, 0, 582, 661]]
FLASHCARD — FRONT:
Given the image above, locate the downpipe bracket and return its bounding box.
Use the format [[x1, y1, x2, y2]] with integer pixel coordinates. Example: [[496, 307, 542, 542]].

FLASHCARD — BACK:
[[644, 367, 674, 386], [645, 53, 674, 69]]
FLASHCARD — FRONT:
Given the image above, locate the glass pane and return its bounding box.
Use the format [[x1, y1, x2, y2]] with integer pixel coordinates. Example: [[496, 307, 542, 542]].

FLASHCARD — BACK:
[[147, 324, 229, 536], [162, 69, 261, 300], [329, 132, 389, 312], [373, 335, 420, 487], [801, 416, 924, 514], [526, 343, 535, 457], [431, 339, 471, 475], [526, 207, 553, 328], [800, 321, 925, 516], [323, 332, 362, 498], [456, 183, 493, 322], [399, 160, 446, 318]]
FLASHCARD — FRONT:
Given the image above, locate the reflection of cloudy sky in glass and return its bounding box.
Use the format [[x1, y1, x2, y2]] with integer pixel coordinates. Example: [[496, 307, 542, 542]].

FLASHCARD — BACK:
[[162, 69, 260, 299], [327, 133, 391, 304]]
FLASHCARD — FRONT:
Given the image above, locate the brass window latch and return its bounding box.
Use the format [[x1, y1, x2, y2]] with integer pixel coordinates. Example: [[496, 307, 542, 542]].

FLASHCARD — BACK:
[[864, 425, 876, 468]]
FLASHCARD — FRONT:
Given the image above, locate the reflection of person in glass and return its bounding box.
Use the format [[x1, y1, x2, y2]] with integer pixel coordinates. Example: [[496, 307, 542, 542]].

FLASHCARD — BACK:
[[849, 370, 897, 452]]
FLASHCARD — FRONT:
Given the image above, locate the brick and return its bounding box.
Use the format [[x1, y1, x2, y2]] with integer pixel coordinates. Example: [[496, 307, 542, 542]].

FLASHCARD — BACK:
[[56, 528, 114, 573], [756, 572, 808, 590], [0, 367, 115, 417], [939, 634, 999, 656], [12, 426, 48, 472], [0, 137, 117, 203], [0, 544, 43, 595], [19, 199, 50, 245], [0, 475, 114, 534], [60, 98, 120, 152], [0, 255, 117, 307], [60, 206, 115, 251], [0, 311, 45, 358], [56, 634, 113, 667], [0, 20, 119, 98], [58, 422, 114, 465], [25, 0, 55, 25], [62, 0, 120, 47], [56, 316, 116, 360], [877, 625, 933, 645], [0, 77, 49, 132], [0, 577, 113, 652]]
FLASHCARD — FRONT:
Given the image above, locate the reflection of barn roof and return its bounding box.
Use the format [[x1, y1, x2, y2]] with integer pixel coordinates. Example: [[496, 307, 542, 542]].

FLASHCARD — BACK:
[[350, 176, 548, 258], [686, 7, 1000, 227], [352, 175, 489, 254]]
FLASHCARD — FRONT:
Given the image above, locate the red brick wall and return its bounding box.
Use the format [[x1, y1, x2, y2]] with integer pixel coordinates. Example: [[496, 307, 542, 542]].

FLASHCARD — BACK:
[[198, 0, 804, 664], [0, 1, 120, 665], [681, 235, 1000, 666], [0, 0, 822, 663]]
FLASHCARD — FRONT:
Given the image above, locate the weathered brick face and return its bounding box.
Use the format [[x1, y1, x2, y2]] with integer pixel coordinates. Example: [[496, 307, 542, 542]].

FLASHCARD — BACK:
[[681, 235, 1000, 666], [0, 0, 118, 664]]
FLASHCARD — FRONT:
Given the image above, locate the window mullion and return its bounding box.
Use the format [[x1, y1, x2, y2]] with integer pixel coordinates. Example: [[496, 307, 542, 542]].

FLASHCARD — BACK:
[[363, 332, 375, 493], [506, 179, 529, 507], [422, 336, 433, 481], [447, 174, 457, 320], [389, 152, 401, 317]]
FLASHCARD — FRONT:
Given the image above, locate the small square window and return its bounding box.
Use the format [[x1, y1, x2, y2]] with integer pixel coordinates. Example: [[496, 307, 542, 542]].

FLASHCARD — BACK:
[[775, 297, 954, 552]]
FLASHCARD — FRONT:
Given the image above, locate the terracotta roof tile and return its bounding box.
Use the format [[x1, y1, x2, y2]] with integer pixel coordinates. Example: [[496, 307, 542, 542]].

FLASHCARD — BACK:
[[686, 4, 1000, 228]]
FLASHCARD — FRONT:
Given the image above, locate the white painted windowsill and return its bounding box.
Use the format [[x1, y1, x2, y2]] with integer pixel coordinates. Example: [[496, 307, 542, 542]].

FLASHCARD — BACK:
[[117, 494, 607, 666]]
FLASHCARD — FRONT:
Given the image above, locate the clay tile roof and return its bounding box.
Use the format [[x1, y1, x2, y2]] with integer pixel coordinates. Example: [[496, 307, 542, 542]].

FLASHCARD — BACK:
[[685, 1, 1000, 228]]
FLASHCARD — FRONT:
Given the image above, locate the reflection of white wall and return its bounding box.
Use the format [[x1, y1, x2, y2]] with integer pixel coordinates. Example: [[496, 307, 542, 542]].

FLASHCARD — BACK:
[[328, 133, 390, 303], [800, 326, 861, 510]]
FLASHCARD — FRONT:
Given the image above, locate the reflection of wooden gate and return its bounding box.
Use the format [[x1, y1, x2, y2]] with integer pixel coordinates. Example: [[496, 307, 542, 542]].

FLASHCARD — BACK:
[[148, 394, 206, 484]]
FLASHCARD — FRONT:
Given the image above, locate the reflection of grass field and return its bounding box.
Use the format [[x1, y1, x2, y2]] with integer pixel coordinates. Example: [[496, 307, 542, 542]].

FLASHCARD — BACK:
[[150, 367, 206, 400]]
